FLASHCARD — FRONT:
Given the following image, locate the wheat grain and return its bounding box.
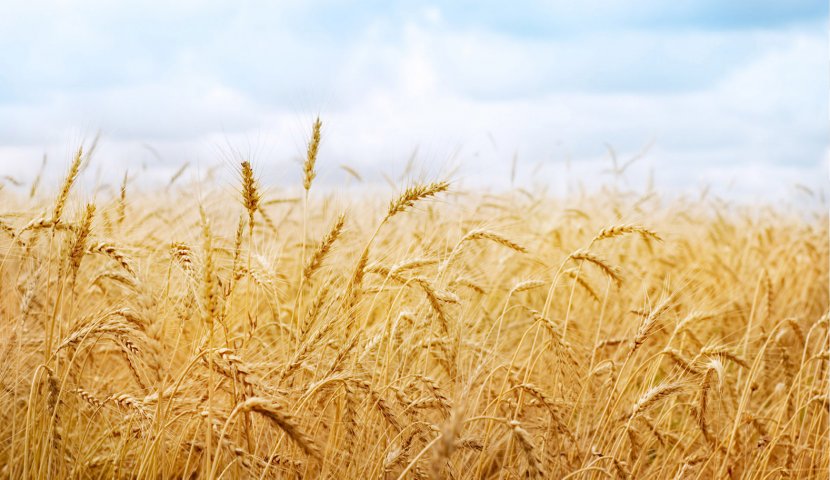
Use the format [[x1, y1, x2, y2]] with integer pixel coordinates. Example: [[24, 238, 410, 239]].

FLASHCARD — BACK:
[[630, 382, 685, 419], [661, 348, 701, 375], [385, 181, 449, 222], [304, 213, 345, 281], [508, 420, 545, 479], [631, 297, 673, 353], [697, 359, 722, 444], [303, 117, 322, 191], [509, 280, 546, 295], [569, 249, 622, 288], [53, 147, 83, 223], [117, 171, 128, 226], [462, 229, 527, 253], [592, 224, 662, 244], [240, 161, 261, 235], [88, 241, 135, 276], [239, 397, 321, 460], [67, 204, 96, 282]]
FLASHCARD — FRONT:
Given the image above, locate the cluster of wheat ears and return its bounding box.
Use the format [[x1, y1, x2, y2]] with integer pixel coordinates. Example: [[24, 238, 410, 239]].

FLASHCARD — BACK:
[[0, 120, 827, 479]]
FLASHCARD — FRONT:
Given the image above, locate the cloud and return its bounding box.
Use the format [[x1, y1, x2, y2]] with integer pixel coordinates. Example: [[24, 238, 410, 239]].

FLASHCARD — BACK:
[[0, 1, 826, 199]]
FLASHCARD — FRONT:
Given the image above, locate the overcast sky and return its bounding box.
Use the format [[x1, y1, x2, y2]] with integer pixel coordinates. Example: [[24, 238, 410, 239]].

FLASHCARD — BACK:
[[0, 1, 827, 199]]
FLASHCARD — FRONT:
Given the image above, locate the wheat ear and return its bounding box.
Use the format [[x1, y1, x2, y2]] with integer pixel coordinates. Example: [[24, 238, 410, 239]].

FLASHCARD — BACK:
[[592, 224, 662, 244], [53, 147, 83, 223], [240, 161, 261, 236], [630, 382, 685, 419], [385, 181, 449, 222], [569, 249, 622, 288], [303, 117, 322, 191], [304, 213, 346, 281]]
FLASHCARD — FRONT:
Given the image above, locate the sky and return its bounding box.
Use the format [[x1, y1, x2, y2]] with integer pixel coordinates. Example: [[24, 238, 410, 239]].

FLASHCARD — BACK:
[[0, 0, 827, 199]]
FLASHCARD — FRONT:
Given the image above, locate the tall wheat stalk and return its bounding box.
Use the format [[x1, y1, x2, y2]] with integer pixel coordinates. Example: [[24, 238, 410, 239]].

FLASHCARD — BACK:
[[0, 142, 826, 479]]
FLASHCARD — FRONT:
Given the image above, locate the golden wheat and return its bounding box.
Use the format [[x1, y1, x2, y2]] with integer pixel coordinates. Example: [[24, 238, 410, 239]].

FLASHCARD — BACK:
[[0, 142, 826, 479]]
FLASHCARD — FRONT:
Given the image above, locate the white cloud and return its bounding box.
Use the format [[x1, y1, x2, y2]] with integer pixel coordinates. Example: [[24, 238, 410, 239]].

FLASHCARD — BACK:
[[0, 2, 826, 202]]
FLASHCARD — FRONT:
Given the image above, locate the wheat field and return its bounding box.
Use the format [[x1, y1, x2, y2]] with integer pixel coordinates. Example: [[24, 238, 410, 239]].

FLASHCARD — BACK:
[[0, 129, 828, 479]]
